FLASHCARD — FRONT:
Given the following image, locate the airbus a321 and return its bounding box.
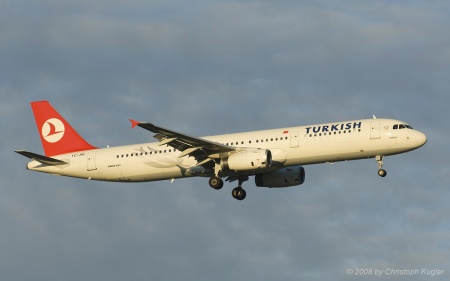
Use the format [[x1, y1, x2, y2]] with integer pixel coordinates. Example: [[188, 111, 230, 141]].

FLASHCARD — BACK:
[[16, 101, 427, 200]]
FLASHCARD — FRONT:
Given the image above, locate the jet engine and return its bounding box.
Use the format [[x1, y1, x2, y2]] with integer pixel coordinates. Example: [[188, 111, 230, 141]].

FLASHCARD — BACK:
[[222, 149, 272, 171], [255, 166, 305, 188]]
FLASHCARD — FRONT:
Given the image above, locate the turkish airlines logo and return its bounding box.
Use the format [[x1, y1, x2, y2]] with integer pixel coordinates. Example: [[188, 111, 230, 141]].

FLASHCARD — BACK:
[[42, 118, 65, 143]]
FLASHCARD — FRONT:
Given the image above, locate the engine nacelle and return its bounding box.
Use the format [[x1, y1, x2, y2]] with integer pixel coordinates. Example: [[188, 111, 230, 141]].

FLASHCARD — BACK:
[[222, 149, 272, 171], [255, 166, 305, 188]]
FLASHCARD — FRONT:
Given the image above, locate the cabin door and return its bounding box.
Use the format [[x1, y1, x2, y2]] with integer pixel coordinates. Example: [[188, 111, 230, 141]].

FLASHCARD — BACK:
[[290, 131, 299, 148], [370, 121, 381, 140], [87, 151, 97, 171]]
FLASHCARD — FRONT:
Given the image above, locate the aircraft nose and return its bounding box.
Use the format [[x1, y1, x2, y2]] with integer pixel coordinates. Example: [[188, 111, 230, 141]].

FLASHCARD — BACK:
[[415, 131, 427, 147]]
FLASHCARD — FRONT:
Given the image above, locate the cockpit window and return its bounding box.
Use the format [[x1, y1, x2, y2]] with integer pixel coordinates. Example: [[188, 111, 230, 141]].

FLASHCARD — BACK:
[[393, 124, 413, 130]]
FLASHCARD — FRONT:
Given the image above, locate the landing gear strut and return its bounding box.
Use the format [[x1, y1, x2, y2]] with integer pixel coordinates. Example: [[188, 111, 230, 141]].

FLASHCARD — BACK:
[[376, 155, 387, 177], [232, 176, 249, 201], [209, 161, 224, 190]]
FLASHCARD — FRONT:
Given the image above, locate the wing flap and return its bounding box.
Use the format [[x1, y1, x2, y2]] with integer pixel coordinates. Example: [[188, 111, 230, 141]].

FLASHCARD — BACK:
[[158, 137, 177, 146], [178, 147, 202, 158]]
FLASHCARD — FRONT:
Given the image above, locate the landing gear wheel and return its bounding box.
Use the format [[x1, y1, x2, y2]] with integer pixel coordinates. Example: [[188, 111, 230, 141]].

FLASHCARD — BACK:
[[232, 187, 246, 200], [378, 169, 387, 177], [209, 176, 223, 190], [375, 155, 387, 178]]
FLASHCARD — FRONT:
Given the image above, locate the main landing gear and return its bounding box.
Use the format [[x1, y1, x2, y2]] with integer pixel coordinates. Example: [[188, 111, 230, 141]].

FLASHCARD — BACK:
[[209, 176, 223, 190], [376, 155, 387, 177], [231, 176, 248, 201], [208, 175, 248, 200]]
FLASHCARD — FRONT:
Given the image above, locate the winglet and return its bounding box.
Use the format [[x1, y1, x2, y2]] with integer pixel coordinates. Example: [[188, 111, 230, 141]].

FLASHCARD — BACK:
[[129, 119, 140, 128]]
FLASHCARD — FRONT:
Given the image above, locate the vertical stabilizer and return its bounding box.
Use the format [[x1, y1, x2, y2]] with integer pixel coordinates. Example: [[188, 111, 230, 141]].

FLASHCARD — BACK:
[[30, 101, 97, 156]]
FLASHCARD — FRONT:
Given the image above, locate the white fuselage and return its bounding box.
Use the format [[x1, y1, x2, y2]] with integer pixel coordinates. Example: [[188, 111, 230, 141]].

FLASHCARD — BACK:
[[26, 118, 427, 182]]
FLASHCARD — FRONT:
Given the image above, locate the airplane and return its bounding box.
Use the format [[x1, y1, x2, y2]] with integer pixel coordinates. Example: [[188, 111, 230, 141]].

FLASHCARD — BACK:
[[16, 100, 427, 200]]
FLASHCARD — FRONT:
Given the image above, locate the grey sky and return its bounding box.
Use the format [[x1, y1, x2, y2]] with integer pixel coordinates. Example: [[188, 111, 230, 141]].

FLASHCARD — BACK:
[[1, 1, 449, 280]]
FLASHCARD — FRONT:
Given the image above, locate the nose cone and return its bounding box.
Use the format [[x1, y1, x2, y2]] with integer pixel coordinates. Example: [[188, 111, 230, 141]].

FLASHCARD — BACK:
[[415, 131, 427, 148]]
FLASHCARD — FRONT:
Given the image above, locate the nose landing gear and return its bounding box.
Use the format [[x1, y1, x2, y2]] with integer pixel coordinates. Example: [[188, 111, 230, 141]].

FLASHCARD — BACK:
[[376, 155, 387, 177]]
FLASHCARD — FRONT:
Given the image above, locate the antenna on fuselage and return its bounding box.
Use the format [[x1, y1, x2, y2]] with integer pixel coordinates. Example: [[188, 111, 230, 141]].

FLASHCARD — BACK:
[[373, 115, 377, 119]]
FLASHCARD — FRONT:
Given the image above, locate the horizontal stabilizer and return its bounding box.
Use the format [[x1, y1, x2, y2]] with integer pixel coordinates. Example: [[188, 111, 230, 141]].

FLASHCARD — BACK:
[[15, 150, 68, 165]]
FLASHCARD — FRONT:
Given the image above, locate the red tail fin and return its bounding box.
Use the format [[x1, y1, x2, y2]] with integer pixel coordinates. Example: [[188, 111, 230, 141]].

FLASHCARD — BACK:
[[31, 101, 97, 156]]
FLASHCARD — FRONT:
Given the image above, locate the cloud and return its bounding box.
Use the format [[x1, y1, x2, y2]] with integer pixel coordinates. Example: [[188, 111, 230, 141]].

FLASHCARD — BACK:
[[1, 1, 449, 280]]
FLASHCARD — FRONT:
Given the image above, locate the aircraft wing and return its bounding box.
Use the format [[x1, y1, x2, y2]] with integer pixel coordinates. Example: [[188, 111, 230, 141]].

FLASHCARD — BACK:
[[130, 120, 235, 162]]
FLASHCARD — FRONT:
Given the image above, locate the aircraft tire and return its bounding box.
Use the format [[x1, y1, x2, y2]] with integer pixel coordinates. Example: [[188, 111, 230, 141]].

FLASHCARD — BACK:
[[378, 169, 387, 177], [232, 187, 246, 200], [209, 176, 223, 190]]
